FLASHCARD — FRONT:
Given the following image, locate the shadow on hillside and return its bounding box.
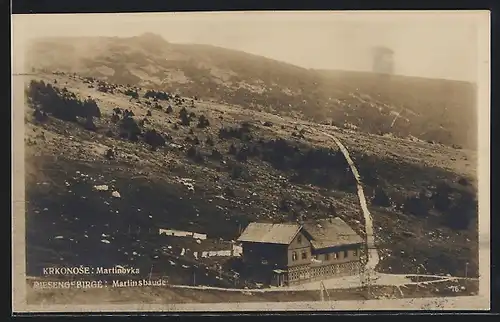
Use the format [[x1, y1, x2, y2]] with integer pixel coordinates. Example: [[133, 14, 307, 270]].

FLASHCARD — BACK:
[[25, 156, 249, 288]]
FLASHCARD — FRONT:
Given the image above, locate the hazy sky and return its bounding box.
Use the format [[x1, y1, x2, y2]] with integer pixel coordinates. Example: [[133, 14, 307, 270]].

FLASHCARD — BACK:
[[12, 11, 488, 82]]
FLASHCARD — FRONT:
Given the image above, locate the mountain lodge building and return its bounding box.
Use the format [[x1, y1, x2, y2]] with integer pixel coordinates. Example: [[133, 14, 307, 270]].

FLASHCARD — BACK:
[[237, 217, 364, 286]]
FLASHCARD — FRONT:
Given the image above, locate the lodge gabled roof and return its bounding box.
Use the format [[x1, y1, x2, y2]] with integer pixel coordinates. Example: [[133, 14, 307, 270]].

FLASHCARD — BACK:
[[236, 222, 302, 245], [303, 217, 364, 250], [237, 217, 363, 249]]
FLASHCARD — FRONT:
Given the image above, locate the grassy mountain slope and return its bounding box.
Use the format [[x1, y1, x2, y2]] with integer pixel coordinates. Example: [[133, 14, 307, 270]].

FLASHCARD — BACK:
[[23, 71, 478, 298], [26, 33, 477, 149]]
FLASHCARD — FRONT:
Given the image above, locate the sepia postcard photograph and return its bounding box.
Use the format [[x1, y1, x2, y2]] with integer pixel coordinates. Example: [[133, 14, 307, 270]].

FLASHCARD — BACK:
[[11, 10, 490, 313]]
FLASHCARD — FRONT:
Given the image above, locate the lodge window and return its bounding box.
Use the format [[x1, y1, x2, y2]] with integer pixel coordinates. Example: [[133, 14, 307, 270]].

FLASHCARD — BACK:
[[301, 251, 307, 259], [292, 251, 298, 261], [353, 249, 358, 257], [297, 235, 302, 244], [325, 253, 330, 260], [343, 250, 348, 258], [333, 252, 338, 259]]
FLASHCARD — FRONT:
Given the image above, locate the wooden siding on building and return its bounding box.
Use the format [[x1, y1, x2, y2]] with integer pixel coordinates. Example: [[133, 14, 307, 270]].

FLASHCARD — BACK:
[[287, 242, 362, 285], [287, 230, 311, 267], [311, 247, 362, 265], [241, 241, 288, 268]]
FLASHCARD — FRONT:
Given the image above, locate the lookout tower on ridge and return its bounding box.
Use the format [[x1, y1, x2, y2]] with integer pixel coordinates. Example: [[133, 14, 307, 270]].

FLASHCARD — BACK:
[[372, 46, 394, 75]]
